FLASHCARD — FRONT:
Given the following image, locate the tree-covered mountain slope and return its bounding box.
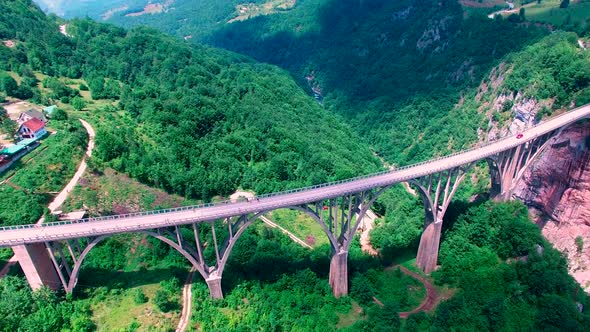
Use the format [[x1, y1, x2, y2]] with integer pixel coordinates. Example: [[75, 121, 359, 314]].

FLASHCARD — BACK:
[[1, 0, 380, 200], [32, 0, 590, 166], [70, 0, 552, 164], [208, 0, 552, 163]]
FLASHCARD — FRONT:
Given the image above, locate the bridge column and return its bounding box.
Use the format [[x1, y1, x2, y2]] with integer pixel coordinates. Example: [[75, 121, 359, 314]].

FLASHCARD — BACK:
[[12, 243, 62, 291], [411, 166, 472, 274], [329, 249, 348, 298], [205, 275, 223, 299], [415, 216, 443, 274], [295, 189, 390, 298], [488, 130, 559, 201]]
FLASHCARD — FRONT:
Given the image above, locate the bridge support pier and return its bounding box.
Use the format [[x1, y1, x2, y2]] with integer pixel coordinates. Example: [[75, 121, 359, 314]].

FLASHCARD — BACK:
[[487, 130, 560, 201], [411, 166, 471, 274], [329, 250, 348, 298], [205, 275, 223, 299], [416, 217, 443, 274], [12, 243, 61, 291]]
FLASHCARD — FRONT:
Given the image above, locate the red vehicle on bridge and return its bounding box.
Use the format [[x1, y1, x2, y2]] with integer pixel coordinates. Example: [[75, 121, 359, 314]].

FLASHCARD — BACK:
[[516, 133, 524, 139]]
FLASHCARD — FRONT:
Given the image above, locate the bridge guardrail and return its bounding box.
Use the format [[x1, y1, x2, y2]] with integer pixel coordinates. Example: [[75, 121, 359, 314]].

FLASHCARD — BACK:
[[0, 106, 587, 234]]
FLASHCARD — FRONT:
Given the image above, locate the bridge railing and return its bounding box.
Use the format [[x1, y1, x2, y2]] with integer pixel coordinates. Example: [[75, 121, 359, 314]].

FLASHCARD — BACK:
[[0, 142, 503, 233], [0, 106, 587, 233]]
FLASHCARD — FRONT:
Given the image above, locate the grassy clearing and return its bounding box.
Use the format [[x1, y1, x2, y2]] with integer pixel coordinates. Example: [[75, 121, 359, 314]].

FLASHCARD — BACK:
[[268, 208, 329, 248], [524, 0, 590, 26], [79, 264, 185, 332], [373, 266, 427, 311], [89, 284, 179, 332], [336, 301, 365, 329], [63, 167, 197, 216]]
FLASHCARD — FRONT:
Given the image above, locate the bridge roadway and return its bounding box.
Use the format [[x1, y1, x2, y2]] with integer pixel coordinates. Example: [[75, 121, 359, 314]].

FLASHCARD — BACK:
[[1, 104, 589, 247]]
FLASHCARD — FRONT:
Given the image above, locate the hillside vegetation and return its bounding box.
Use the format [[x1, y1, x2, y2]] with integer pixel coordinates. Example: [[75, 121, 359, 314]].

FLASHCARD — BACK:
[[95, 0, 548, 164], [2, 0, 590, 331], [1, 0, 380, 202]]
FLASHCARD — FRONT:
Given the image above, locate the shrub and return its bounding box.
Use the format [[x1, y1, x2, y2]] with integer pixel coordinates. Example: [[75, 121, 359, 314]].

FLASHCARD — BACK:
[[575, 236, 584, 253], [133, 288, 147, 304], [153, 289, 173, 312], [52, 108, 68, 121]]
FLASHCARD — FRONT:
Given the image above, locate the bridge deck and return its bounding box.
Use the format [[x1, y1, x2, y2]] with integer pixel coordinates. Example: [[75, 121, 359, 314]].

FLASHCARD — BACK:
[[1, 104, 589, 246]]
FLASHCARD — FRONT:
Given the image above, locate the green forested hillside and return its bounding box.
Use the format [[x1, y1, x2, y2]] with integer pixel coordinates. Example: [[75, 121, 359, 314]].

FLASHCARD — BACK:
[[2, 1, 590, 331], [1, 0, 380, 201], [93, 0, 550, 164], [106, 0, 266, 39], [432, 202, 590, 330], [209, 0, 550, 164]]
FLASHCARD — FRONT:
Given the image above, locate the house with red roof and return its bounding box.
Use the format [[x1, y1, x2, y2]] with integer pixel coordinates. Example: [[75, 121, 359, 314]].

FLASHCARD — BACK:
[[17, 109, 47, 125], [17, 118, 47, 140]]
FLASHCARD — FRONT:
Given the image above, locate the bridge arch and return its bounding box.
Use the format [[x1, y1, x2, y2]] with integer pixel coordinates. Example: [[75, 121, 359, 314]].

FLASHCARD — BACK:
[[486, 120, 587, 201], [285, 185, 392, 297], [216, 211, 266, 277], [65, 230, 205, 293]]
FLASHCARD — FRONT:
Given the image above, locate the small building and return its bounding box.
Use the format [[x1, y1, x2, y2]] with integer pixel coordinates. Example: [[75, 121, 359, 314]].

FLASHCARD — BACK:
[[18, 118, 47, 140], [0, 138, 37, 156], [43, 105, 58, 116], [0, 138, 39, 174], [17, 109, 47, 126]]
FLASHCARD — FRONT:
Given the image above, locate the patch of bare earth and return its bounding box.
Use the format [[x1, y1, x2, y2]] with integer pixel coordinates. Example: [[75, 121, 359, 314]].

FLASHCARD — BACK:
[[2, 40, 15, 48], [228, 0, 295, 23], [102, 5, 129, 20], [372, 266, 448, 318], [359, 210, 378, 256], [397, 267, 437, 318], [126, 0, 174, 17]]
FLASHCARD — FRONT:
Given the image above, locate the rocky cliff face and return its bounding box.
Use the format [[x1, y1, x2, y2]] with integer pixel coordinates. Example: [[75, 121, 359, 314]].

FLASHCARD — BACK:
[[514, 122, 590, 292]]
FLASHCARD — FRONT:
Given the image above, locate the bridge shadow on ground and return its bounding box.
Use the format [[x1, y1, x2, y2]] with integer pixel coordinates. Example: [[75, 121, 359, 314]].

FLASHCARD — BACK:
[[443, 195, 489, 236], [221, 226, 409, 295], [73, 266, 188, 298]]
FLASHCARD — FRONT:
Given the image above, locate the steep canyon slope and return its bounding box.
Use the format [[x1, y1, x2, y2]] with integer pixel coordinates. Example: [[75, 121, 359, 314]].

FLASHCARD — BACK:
[[472, 33, 590, 292], [514, 123, 590, 292]]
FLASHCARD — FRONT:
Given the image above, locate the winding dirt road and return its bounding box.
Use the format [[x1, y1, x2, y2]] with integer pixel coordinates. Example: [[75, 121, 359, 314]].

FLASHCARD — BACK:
[[174, 215, 312, 332], [175, 267, 196, 332], [47, 119, 95, 213], [398, 266, 437, 318], [0, 119, 95, 277]]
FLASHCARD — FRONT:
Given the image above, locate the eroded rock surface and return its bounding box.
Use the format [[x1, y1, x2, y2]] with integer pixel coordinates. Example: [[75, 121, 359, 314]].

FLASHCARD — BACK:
[[514, 123, 590, 292]]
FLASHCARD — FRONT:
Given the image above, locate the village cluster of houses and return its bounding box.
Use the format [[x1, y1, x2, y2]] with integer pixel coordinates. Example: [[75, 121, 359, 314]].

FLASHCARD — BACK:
[[0, 105, 56, 172]]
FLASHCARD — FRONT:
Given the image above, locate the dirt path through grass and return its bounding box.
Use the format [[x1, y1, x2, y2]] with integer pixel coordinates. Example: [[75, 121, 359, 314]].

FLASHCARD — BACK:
[[0, 118, 95, 278], [372, 266, 438, 317], [397, 266, 437, 318], [175, 267, 196, 332]]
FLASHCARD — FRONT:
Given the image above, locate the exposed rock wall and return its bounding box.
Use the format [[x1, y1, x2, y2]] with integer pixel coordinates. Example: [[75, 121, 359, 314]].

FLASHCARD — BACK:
[[514, 122, 590, 292]]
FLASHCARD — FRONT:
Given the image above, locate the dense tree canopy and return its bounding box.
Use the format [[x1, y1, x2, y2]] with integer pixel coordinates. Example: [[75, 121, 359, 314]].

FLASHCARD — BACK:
[[1, 0, 381, 201], [431, 201, 590, 331], [2, 1, 590, 331]]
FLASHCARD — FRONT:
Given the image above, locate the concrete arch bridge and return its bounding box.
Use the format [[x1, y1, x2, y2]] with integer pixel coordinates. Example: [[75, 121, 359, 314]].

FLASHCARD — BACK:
[[2, 104, 590, 299]]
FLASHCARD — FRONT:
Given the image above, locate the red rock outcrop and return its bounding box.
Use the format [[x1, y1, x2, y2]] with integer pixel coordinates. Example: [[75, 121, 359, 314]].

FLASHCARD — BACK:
[[514, 122, 590, 292]]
